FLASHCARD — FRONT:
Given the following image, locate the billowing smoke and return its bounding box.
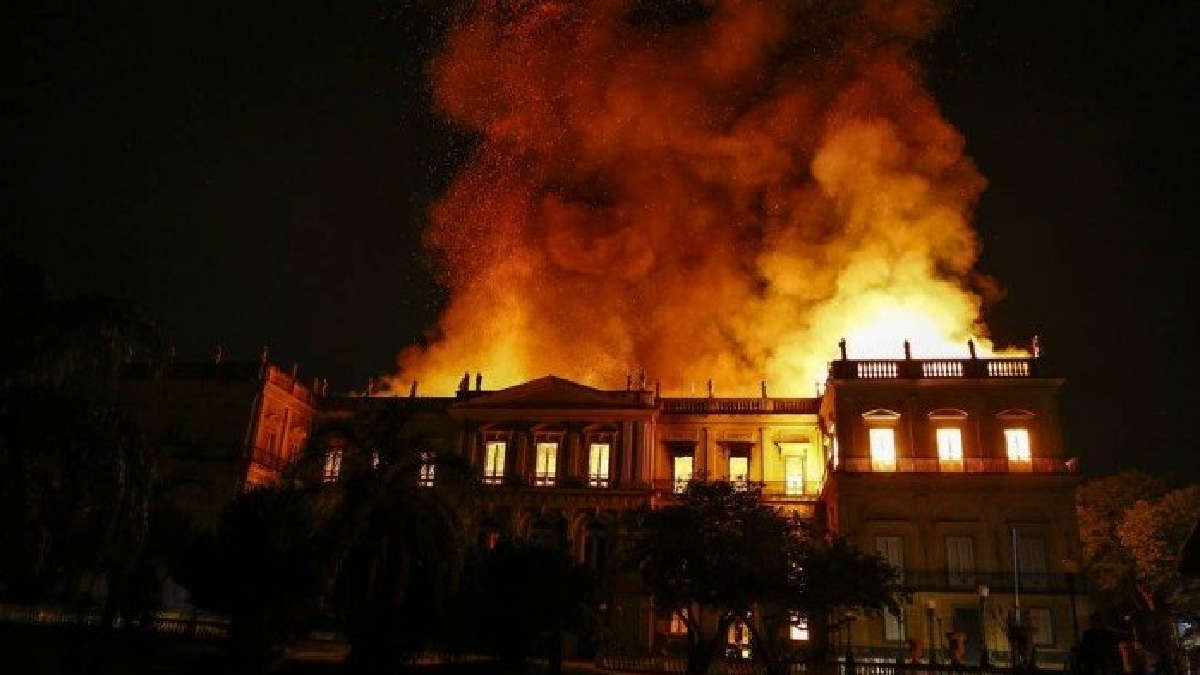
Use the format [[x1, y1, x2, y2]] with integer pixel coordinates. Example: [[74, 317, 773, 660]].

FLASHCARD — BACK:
[[391, 0, 1013, 396]]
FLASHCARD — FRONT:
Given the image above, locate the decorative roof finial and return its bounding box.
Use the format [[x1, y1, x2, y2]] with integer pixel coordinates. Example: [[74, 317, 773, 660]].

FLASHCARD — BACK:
[[903, 339, 912, 360], [707, 379, 714, 398], [475, 372, 482, 391], [967, 338, 977, 359], [410, 380, 418, 398], [838, 337, 848, 360], [761, 380, 767, 398]]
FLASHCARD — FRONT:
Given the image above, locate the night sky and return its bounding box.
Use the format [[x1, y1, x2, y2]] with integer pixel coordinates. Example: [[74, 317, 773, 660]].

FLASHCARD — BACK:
[[5, 1, 1197, 479]]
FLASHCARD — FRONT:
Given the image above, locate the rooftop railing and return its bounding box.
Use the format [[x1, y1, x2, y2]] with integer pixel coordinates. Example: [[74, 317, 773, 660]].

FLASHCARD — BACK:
[[829, 357, 1039, 381], [838, 457, 1075, 474], [660, 397, 820, 414]]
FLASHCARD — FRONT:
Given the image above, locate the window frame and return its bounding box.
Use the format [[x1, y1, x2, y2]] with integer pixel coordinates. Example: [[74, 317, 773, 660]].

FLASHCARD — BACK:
[[534, 440, 559, 486], [483, 440, 507, 484], [322, 446, 343, 483], [587, 441, 611, 487], [672, 454, 694, 493], [869, 427, 897, 471], [418, 451, 435, 487]]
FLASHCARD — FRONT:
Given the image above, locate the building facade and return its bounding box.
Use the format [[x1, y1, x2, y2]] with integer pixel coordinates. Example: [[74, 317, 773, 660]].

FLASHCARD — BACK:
[[133, 350, 1083, 666]]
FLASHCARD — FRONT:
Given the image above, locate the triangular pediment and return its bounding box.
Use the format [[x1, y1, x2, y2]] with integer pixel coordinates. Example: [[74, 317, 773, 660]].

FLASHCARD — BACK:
[[452, 375, 643, 410]]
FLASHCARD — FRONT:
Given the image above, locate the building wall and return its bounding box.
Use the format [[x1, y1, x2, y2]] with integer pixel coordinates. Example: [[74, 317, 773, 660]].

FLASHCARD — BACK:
[[821, 374, 1084, 667]]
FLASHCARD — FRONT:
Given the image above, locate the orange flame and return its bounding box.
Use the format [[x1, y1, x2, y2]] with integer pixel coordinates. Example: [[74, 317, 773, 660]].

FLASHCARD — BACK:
[[389, 0, 1024, 396]]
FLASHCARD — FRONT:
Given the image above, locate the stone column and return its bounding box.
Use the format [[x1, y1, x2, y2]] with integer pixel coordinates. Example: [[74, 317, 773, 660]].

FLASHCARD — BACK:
[[621, 420, 634, 485]]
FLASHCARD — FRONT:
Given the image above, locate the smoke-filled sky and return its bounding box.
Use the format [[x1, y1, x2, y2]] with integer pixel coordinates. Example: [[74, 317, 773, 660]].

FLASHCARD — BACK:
[[5, 0, 1198, 477], [394, 0, 1004, 395]]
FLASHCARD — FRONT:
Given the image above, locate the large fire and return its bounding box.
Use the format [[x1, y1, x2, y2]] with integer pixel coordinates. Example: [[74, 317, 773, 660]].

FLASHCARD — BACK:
[[388, 0, 1025, 396]]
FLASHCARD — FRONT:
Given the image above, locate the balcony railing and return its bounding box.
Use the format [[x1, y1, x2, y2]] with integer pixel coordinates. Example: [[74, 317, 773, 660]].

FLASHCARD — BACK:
[[660, 398, 819, 414], [829, 357, 1039, 380], [838, 457, 1075, 474], [246, 445, 288, 472], [898, 570, 1083, 594], [647, 479, 823, 498]]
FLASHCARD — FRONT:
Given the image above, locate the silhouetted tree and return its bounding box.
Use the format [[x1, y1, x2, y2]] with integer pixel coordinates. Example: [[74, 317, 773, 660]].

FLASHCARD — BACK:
[[458, 541, 596, 670], [179, 486, 329, 672], [1078, 473, 1200, 673], [0, 258, 164, 624], [631, 481, 903, 675]]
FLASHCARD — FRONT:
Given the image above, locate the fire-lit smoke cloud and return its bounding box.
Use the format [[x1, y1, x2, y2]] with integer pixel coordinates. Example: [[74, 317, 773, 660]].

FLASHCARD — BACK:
[[392, 0, 1017, 396]]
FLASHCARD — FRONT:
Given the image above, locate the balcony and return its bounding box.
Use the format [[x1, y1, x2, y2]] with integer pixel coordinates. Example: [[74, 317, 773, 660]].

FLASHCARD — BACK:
[[899, 570, 1083, 594], [660, 398, 819, 414], [647, 479, 823, 498], [838, 457, 1075, 474], [829, 357, 1039, 380]]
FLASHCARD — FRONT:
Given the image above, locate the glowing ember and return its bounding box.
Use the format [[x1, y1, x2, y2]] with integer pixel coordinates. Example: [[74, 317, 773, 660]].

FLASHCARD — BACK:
[[388, 0, 1026, 396]]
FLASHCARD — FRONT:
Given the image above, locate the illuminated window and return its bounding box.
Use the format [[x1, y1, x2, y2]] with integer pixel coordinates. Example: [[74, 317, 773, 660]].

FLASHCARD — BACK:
[[729, 456, 749, 488], [783, 454, 805, 495], [535, 441, 558, 486], [1005, 428, 1032, 462], [869, 428, 896, 471], [669, 609, 688, 635], [483, 441, 506, 484], [936, 427, 964, 462], [322, 447, 342, 483], [588, 442, 610, 487], [673, 455, 693, 493], [727, 618, 752, 659], [789, 613, 809, 641], [418, 452, 435, 487]]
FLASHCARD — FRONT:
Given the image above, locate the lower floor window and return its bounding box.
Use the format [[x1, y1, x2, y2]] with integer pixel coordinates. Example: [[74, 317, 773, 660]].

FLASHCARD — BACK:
[[1028, 608, 1054, 646], [884, 609, 904, 641], [789, 613, 809, 641], [669, 609, 688, 635]]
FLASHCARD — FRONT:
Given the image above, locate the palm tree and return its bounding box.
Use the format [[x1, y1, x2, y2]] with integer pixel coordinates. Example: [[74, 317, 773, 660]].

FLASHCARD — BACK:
[[302, 403, 476, 674]]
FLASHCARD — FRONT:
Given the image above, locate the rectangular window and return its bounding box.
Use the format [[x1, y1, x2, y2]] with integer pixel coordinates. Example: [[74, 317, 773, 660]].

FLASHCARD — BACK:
[[1005, 428, 1032, 462], [535, 441, 558, 486], [673, 455, 693, 493], [322, 448, 342, 483], [946, 536, 976, 588], [937, 427, 964, 463], [588, 442, 610, 487], [876, 536, 905, 583], [884, 609, 905, 642], [669, 609, 688, 635], [418, 452, 435, 487], [783, 454, 805, 495], [483, 441, 506, 484], [728, 618, 752, 659], [1017, 536, 1048, 589], [869, 428, 896, 471], [729, 456, 749, 487], [789, 613, 809, 641], [1028, 608, 1054, 646]]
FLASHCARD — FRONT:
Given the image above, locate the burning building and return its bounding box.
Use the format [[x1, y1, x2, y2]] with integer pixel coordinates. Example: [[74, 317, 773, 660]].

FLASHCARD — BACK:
[[294, 342, 1079, 667]]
